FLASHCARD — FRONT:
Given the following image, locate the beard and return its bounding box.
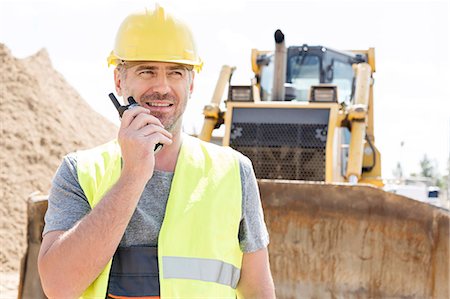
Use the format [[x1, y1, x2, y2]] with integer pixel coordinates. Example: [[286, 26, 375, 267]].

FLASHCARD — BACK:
[[140, 92, 186, 133]]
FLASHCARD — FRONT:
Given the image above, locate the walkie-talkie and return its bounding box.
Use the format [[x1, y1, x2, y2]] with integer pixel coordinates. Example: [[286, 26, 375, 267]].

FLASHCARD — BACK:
[[109, 93, 163, 153]]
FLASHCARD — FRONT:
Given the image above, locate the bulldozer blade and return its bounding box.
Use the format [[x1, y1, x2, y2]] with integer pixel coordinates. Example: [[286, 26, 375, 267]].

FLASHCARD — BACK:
[[18, 195, 48, 299], [259, 180, 449, 299]]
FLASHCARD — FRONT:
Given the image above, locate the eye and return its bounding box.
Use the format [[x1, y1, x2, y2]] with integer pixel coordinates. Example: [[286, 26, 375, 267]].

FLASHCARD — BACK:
[[137, 69, 156, 78], [168, 70, 184, 79]]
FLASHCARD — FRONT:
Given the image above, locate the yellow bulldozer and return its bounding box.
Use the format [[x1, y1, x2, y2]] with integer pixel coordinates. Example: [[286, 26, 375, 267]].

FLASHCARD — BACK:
[[200, 29, 381, 186], [19, 30, 449, 299], [198, 30, 450, 298]]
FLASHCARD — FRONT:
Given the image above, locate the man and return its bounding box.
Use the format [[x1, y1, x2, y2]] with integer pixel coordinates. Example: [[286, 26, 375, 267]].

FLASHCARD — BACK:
[[38, 5, 275, 299]]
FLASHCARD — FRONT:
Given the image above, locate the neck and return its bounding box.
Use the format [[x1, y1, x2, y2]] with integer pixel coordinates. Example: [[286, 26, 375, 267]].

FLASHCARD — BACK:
[[154, 129, 183, 172]]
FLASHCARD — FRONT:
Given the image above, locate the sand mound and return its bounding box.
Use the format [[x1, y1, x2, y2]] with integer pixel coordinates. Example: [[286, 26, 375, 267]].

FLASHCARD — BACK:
[[0, 44, 118, 272]]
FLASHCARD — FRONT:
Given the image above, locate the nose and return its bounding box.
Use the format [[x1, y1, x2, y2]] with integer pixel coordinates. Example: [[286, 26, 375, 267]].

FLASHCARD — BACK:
[[152, 73, 171, 95]]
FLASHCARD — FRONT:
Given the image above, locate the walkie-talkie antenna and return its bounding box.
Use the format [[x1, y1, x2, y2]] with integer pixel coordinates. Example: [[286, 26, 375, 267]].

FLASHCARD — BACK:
[[109, 93, 121, 110]]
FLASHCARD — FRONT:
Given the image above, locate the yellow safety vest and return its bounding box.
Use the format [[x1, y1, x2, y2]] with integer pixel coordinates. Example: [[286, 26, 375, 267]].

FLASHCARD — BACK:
[[76, 136, 243, 298]]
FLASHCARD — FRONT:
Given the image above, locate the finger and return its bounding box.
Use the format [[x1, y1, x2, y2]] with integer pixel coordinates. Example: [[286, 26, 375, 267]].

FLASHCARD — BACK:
[[120, 106, 151, 129], [142, 132, 173, 148], [128, 113, 165, 131], [138, 124, 173, 139]]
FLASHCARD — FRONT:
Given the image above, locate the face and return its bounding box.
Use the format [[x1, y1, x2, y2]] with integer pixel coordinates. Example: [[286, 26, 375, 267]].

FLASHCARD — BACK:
[[114, 61, 194, 133]]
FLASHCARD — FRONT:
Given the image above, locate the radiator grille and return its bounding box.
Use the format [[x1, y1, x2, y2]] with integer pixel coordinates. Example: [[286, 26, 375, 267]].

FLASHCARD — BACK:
[[229, 123, 327, 181]]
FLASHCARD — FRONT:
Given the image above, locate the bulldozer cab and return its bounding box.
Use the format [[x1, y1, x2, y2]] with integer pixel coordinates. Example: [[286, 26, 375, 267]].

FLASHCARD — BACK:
[[256, 45, 366, 105]]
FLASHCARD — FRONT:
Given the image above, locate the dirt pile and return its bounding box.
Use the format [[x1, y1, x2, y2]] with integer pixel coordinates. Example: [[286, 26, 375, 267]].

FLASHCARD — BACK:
[[0, 44, 118, 272]]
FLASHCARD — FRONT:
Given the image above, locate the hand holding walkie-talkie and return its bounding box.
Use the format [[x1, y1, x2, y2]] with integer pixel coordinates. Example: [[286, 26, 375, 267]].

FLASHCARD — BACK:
[[109, 93, 163, 153]]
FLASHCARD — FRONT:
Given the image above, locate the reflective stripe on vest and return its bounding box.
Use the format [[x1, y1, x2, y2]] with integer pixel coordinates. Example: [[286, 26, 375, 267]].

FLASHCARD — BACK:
[[162, 256, 240, 289], [76, 136, 243, 298]]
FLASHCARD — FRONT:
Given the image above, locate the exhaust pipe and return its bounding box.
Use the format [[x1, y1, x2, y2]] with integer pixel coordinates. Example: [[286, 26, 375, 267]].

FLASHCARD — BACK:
[[272, 29, 287, 101]]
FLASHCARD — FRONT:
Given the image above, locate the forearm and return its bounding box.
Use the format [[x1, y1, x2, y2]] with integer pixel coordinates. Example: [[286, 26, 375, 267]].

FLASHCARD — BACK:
[[236, 248, 276, 299], [237, 276, 276, 299], [38, 173, 146, 298], [237, 283, 276, 299]]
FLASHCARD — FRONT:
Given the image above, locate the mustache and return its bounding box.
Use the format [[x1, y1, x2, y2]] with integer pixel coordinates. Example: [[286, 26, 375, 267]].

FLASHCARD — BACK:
[[141, 93, 176, 102]]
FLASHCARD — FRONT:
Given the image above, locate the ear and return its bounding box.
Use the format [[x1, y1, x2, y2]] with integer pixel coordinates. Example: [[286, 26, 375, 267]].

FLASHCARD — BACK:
[[189, 71, 195, 97], [114, 68, 123, 96]]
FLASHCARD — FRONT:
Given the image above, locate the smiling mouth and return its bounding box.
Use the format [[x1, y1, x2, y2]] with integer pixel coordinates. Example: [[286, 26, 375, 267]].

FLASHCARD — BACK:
[[146, 102, 173, 107]]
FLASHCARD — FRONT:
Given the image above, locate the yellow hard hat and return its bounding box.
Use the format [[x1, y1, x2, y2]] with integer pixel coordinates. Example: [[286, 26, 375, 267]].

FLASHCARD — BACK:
[[107, 4, 203, 72]]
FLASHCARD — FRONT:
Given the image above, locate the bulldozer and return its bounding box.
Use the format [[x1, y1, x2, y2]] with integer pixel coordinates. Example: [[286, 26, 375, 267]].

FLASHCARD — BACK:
[[18, 30, 449, 299], [198, 30, 450, 298], [200, 29, 381, 185]]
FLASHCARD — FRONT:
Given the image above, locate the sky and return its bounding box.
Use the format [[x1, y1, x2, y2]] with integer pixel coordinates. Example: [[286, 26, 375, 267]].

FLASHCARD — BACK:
[[1, 0, 449, 178]]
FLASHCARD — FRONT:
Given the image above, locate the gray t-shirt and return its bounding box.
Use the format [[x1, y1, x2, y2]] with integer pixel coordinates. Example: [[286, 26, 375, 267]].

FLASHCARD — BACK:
[[43, 147, 269, 253]]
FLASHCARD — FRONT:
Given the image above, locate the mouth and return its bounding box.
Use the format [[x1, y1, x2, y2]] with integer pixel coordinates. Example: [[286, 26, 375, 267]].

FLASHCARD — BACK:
[[144, 101, 173, 108]]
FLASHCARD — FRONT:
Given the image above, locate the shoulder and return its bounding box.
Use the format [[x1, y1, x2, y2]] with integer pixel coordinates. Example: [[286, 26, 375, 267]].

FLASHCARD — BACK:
[[188, 136, 254, 179], [76, 139, 119, 157], [76, 139, 120, 168], [53, 152, 79, 184], [232, 150, 253, 181], [56, 139, 117, 178]]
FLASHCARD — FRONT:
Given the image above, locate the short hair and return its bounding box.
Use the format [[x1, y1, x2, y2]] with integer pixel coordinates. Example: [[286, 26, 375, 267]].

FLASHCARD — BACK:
[[116, 61, 194, 83]]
